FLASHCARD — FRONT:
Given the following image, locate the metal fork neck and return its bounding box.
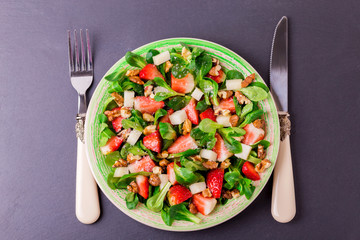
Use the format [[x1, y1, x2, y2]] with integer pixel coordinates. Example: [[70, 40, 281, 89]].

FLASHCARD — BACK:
[[78, 94, 87, 115]]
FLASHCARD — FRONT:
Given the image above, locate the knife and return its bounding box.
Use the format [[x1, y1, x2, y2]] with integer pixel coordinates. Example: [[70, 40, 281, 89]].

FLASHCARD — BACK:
[[270, 16, 296, 223]]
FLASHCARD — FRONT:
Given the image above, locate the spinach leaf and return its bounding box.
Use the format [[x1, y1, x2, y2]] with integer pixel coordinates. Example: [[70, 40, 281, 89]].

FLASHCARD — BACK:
[[199, 77, 219, 106], [226, 70, 244, 80], [154, 109, 167, 125], [240, 102, 254, 119], [99, 128, 116, 146], [159, 122, 177, 140], [98, 113, 108, 123], [99, 123, 108, 133], [218, 197, 229, 205], [146, 182, 171, 212], [166, 96, 191, 111], [180, 157, 207, 171], [105, 68, 127, 82], [224, 167, 241, 189], [104, 151, 121, 166], [250, 150, 257, 157], [131, 110, 147, 128], [154, 92, 178, 101], [190, 127, 217, 149], [168, 203, 201, 225], [195, 54, 212, 78], [240, 86, 268, 102], [172, 62, 189, 79], [125, 51, 147, 68], [144, 80, 154, 87], [247, 155, 262, 165], [195, 99, 209, 112], [107, 172, 120, 190], [161, 205, 173, 226], [239, 109, 264, 127], [251, 140, 271, 149], [153, 77, 183, 101], [122, 118, 144, 132], [146, 49, 160, 64], [180, 41, 191, 51], [233, 96, 242, 116], [139, 141, 158, 162], [191, 47, 205, 59], [237, 178, 255, 200], [114, 172, 152, 189], [249, 82, 269, 92], [103, 98, 118, 111], [108, 81, 124, 93], [120, 142, 147, 159], [218, 127, 246, 154], [168, 149, 200, 158], [198, 118, 223, 133], [162, 139, 174, 151], [125, 192, 139, 209], [174, 162, 199, 185], [121, 78, 144, 94]]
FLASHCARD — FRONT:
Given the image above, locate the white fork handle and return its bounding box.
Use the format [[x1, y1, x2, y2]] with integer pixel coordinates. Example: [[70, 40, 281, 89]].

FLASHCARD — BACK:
[[76, 139, 100, 224], [271, 135, 296, 223]]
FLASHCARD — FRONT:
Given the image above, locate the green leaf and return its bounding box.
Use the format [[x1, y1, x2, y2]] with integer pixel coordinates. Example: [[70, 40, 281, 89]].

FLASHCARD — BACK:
[[162, 139, 174, 151], [240, 102, 254, 119], [195, 99, 209, 112], [104, 151, 121, 166], [139, 141, 159, 162], [146, 49, 160, 64], [144, 80, 154, 87], [154, 109, 167, 125], [98, 113, 108, 123], [190, 128, 217, 149], [179, 41, 191, 51], [99, 123, 108, 132], [198, 118, 223, 133], [113, 172, 152, 189], [161, 205, 173, 226], [238, 178, 255, 200], [246, 155, 262, 165], [105, 68, 127, 82], [122, 119, 144, 132], [172, 62, 190, 79], [154, 92, 178, 101], [125, 192, 139, 209], [103, 98, 118, 111], [146, 182, 171, 212], [195, 54, 212, 77], [159, 122, 177, 140], [239, 109, 264, 128], [224, 168, 241, 189], [199, 78, 219, 106], [233, 97, 242, 116], [180, 157, 207, 171], [249, 82, 269, 92], [131, 109, 147, 128], [174, 162, 199, 185], [168, 149, 200, 158], [108, 81, 124, 93], [99, 128, 116, 146], [226, 70, 244, 80], [169, 203, 201, 224], [240, 86, 268, 102], [251, 140, 270, 149], [191, 47, 205, 59], [166, 96, 191, 111], [125, 51, 147, 68]]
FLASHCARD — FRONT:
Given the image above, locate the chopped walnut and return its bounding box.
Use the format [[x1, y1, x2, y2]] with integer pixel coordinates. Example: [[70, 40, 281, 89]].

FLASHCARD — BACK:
[[152, 166, 163, 175], [214, 108, 231, 116], [182, 119, 192, 135], [218, 90, 233, 99], [127, 181, 138, 193], [120, 107, 131, 119], [143, 113, 154, 122], [253, 119, 265, 129], [189, 203, 198, 214], [257, 145, 266, 160], [112, 159, 127, 168], [208, 65, 221, 76], [104, 108, 121, 121], [229, 115, 239, 127], [202, 188, 212, 198], [202, 161, 218, 169], [127, 153, 141, 164], [144, 85, 153, 97], [255, 159, 271, 173], [189, 155, 202, 162], [222, 190, 233, 199], [129, 76, 144, 85], [118, 128, 131, 140], [165, 61, 173, 73], [231, 189, 240, 198], [126, 69, 140, 77], [111, 92, 124, 107], [235, 91, 251, 105], [143, 125, 156, 135], [212, 57, 220, 66], [159, 159, 170, 167], [149, 174, 161, 186], [233, 136, 244, 142], [157, 151, 169, 159], [241, 73, 255, 88], [220, 159, 231, 169], [181, 47, 191, 60]]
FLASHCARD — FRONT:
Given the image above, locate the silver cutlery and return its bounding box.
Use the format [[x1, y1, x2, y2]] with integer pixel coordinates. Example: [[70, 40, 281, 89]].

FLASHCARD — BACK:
[[68, 29, 100, 224]]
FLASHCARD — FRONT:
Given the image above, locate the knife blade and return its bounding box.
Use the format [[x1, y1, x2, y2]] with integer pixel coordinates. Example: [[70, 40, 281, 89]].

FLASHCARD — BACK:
[[269, 16, 296, 223]]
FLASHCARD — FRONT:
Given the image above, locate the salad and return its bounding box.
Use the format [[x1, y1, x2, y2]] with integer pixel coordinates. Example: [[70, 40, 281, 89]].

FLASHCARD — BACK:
[[98, 42, 272, 226]]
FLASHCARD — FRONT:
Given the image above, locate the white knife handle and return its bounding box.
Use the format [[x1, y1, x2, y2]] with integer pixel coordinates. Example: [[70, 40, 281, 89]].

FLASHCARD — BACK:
[[76, 139, 100, 224], [271, 135, 296, 223]]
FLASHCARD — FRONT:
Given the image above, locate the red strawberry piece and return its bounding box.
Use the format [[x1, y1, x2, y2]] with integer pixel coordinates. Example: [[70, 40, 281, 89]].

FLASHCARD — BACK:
[[206, 69, 226, 83], [159, 109, 174, 124], [167, 185, 192, 206], [192, 193, 217, 215], [139, 64, 164, 80], [199, 108, 216, 122], [206, 168, 224, 198], [136, 175, 149, 199], [111, 116, 124, 133], [128, 156, 156, 173], [167, 162, 181, 185], [143, 130, 162, 153], [242, 161, 260, 181], [171, 73, 195, 94], [100, 136, 124, 155], [212, 133, 233, 161], [242, 123, 265, 145], [134, 96, 165, 114], [183, 98, 199, 125], [217, 97, 236, 113], [167, 134, 198, 154]]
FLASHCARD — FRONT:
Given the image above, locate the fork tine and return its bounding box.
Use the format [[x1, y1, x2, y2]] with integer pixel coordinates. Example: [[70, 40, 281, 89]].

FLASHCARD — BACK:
[[79, 29, 86, 71], [74, 30, 80, 71], [86, 29, 93, 70], [67, 30, 74, 72]]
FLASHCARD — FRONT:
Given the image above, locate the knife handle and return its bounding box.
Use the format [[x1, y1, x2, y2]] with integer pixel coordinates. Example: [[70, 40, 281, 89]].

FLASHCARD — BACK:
[[75, 139, 100, 224], [271, 135, 296, 223]]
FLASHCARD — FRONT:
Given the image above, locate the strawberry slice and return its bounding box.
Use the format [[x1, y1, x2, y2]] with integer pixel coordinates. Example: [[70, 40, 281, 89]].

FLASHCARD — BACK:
[[134, 96, 165, 114], [159, 109, 174, 124], [167, 162, 181, 185], [199, 108, 216, 122], [242, 123, 265, 145], [217, 97, 236, 113], [171, 73, 195, 94], [139, 64, 164, 80], [100, 136, 124, 155], [128, 156, 156, 173], [112, 116, 124, 133], [167, 185, 192, 206], [183, 98, 199, 125], [192, 193, 217, 215], [242, 161, 260, 181], [167, 134, 198, 154], [143, 130, 162, 153], [136, 175, 149, 199], [206, 168, 224, 198], [206, 69, 226, 83], [212, 133, 233, 162]]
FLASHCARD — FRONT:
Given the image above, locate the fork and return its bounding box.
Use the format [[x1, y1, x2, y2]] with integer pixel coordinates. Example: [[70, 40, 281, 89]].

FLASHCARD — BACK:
[[68, 29, 100, 224]]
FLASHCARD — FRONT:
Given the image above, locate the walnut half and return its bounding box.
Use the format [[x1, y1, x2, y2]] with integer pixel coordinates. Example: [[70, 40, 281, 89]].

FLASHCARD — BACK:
[[255, 159, 271, 173]]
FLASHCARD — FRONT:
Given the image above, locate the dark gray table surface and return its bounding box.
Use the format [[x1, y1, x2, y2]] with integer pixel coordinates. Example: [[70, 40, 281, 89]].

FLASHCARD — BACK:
[[1, 0, 359, 239]]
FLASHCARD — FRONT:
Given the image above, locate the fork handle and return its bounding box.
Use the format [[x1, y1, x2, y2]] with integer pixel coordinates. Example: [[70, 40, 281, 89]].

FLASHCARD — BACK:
[[75, 139, 100, 224]]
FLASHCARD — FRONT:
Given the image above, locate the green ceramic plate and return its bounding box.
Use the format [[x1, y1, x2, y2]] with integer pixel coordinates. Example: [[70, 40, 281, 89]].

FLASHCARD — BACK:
[[85, 38, 280, 231]]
